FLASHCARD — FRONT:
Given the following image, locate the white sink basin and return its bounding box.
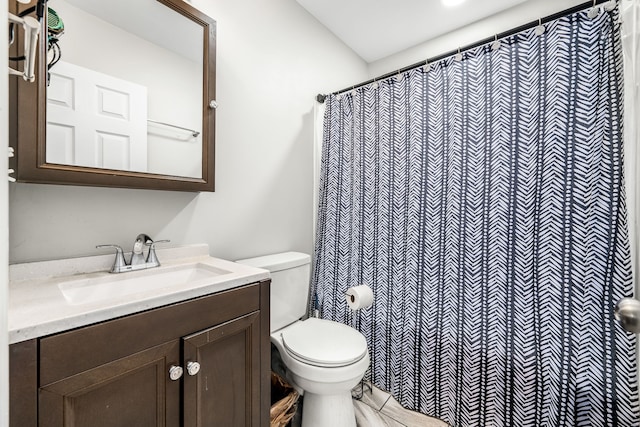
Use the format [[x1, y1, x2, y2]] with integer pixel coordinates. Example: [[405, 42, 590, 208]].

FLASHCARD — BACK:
[[58, 263, 232, 305]]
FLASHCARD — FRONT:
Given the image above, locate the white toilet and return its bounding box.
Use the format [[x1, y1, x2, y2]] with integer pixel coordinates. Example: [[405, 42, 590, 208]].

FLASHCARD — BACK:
[[236, 252, 369, 427]]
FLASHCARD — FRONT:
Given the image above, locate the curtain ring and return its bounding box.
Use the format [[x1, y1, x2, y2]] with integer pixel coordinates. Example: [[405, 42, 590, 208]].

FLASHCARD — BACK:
[[491, 34, 501, 51], [454, 47, 463, 62], [535, 18, 546, 36], [587, 0, 601, 18]]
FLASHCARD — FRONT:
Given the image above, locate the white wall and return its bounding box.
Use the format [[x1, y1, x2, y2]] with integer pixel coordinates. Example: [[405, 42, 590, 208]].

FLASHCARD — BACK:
[[368, 0, 586, 77], [1, 0, 9, 423], [9, 0, 368, 264]]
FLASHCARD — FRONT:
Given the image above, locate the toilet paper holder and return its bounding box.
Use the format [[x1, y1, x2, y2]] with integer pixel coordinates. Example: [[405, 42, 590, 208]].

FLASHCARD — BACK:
[[345, 285, 374, 310]]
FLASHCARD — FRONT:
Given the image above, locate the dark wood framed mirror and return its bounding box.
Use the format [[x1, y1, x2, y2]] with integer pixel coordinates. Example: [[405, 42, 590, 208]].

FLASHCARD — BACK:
[[10, 0, 216, 192]]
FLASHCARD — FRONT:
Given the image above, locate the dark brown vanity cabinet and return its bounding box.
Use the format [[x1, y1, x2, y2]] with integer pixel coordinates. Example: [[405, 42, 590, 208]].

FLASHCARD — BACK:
[[10, 280, 271, 427]]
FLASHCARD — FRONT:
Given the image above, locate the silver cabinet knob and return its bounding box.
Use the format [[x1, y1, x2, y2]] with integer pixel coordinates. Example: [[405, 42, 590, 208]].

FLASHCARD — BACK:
[[169, 365, 184, 381], [187, 361, 201, 376]]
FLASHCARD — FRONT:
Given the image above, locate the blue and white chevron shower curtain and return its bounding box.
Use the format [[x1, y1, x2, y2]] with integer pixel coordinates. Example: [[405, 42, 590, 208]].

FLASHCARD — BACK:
[[312, 8, 639, 427]]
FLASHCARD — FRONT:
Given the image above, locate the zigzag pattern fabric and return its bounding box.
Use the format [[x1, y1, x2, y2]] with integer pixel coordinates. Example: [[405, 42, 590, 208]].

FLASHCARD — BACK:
[[312, 8, 639, 427]]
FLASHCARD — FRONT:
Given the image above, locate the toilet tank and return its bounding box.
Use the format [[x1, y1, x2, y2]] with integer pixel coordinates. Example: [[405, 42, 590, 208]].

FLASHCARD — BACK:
[[236, 252, 311, 333]]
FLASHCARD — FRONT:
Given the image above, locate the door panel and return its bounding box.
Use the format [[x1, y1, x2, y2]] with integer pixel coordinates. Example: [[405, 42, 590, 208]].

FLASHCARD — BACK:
[[39, 340, 180, 427], [46, 60, 148, 171], [183, 312, 261, 427]]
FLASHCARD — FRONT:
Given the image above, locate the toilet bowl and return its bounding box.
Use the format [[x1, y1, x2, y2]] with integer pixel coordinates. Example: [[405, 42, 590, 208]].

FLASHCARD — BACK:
[[236, 252, 370, 427]]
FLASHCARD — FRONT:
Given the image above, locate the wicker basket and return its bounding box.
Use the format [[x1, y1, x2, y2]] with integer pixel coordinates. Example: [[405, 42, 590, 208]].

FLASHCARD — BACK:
[[270, 372, 300, 427]]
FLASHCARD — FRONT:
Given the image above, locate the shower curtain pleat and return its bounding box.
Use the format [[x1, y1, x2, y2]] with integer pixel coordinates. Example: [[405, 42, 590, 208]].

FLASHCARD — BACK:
[[312, 7, 639, 427]]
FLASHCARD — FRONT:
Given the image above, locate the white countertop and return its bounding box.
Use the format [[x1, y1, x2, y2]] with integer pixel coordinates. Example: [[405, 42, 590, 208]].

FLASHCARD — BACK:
[[8, 244, 270, 344]]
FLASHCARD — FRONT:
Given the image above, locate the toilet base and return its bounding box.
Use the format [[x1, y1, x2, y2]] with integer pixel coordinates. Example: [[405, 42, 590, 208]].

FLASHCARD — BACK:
[[301, 390, 356, 427]]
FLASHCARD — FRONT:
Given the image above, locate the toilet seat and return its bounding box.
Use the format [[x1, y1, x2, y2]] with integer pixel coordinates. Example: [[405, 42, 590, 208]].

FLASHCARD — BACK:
[[281, 318, 368, 368]]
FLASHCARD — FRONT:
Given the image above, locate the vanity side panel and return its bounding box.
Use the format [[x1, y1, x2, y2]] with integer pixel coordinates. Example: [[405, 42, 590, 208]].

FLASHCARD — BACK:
[[40, 283, 261, 385], [9, 339, 38, 427], [259, 279, 271, 427]]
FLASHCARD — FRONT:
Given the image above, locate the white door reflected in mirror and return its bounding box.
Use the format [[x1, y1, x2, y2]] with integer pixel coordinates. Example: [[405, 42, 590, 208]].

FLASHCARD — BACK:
[[47, 61, 149, 172]]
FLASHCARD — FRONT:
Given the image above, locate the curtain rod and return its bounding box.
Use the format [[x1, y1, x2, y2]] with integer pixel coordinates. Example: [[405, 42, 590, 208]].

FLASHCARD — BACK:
[[316, 0, 615, 103]]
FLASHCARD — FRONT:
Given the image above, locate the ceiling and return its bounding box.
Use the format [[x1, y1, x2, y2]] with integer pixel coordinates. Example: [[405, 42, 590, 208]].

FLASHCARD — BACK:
[[295, 0, 529, 63]]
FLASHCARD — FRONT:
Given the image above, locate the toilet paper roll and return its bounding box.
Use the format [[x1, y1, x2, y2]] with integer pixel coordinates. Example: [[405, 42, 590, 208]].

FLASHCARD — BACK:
[[345, 285, 374, 310]]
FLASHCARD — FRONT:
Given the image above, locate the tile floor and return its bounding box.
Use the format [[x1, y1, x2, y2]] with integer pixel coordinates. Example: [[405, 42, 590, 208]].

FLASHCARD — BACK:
[[353, 383, 450, 427]]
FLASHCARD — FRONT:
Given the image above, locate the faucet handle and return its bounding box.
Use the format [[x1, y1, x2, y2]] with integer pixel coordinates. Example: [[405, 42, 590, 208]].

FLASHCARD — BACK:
[[146, 239, 170, 265], [146, 240, 171, 266], [96, 244, 127, 273]]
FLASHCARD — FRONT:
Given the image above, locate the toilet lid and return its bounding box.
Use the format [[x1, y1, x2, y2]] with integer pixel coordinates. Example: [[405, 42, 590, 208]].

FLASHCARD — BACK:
[[281, 318, 368, 367]]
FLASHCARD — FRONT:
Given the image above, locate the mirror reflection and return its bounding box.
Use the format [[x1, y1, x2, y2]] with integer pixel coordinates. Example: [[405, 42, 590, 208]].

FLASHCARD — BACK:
[[45, 0, 204, 178]]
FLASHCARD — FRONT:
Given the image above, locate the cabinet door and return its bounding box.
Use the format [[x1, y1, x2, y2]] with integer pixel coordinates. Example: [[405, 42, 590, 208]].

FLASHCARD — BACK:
[[39, 340, 181, 427], [183, 312, 261, 427]]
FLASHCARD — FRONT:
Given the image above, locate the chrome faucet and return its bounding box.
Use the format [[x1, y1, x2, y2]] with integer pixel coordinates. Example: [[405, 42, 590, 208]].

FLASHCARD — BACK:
[[97, 234, 170, 273]]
